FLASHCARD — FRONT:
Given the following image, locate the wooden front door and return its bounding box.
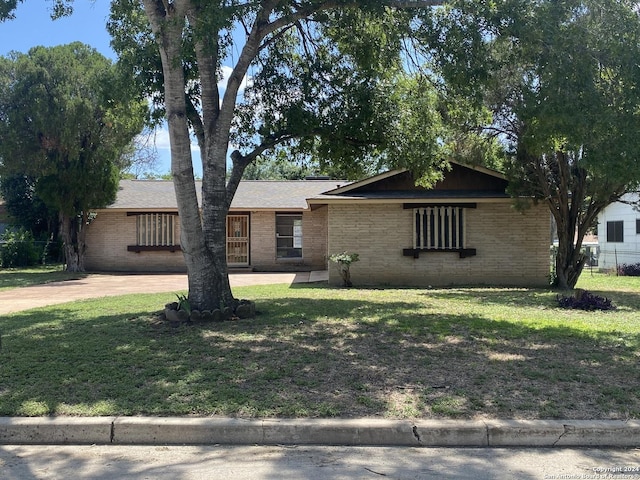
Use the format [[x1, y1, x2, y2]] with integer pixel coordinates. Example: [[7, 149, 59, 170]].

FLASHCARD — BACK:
[[226, 215, 250, 266]]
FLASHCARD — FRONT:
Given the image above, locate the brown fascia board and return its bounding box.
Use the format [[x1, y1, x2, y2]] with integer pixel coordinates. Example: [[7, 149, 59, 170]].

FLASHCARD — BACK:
[[456, 161, 507, 180], [306, 196, 512, 208], [321, 170, 407, 195], [321, 162, 507, 197]]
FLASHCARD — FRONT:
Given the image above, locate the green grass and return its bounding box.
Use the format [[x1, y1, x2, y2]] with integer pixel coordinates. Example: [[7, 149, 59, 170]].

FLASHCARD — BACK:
[[0, 264, 85, 291], [0, 271, 638, 419]]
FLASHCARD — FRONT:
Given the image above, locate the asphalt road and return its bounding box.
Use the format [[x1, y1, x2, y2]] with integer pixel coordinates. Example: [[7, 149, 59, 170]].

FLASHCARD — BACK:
[[2, 445, 640, 480]]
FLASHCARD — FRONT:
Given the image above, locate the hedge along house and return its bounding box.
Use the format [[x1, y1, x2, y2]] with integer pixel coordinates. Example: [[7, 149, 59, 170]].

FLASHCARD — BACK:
[[308, 162, 550, 287], [84, 178, 344, 272]]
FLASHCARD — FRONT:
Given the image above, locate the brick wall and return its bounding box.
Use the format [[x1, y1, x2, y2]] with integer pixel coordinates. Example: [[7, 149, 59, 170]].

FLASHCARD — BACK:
[[250, 208, 328, 271], [84, 211, 186, 272], [327, 202, 550, 287], [249, 211, 276, 269], [85, 208, 328, 272]]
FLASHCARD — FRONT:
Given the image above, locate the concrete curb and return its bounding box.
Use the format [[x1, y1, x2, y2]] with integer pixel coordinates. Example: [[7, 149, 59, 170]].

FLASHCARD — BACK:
[[1, 417, 639, 447]]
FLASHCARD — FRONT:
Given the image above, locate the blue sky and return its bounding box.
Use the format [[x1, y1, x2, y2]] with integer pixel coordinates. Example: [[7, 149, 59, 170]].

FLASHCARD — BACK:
[[0, 1, 114, 58], [0, 1, 179, 176]]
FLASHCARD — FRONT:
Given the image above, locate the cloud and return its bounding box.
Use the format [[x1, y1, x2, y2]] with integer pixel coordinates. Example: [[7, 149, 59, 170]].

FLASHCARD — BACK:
[[152, 125, 200, 154], [146, 125, 203, 176], [218, 65, 252, 92], [152, 127, 171, 150]]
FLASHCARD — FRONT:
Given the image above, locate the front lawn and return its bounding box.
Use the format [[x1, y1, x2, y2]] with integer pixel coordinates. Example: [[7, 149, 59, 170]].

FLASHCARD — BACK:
[[0, 264, 85, 291], [0, 272, 638, 419]]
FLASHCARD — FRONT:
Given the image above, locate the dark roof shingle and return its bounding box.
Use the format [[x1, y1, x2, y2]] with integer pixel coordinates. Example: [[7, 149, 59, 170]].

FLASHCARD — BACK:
[[108, 179, 348, 210]]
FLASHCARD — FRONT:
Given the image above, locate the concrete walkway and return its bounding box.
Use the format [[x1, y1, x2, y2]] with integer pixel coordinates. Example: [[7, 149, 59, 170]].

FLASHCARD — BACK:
[[0, 270, 329, 315]]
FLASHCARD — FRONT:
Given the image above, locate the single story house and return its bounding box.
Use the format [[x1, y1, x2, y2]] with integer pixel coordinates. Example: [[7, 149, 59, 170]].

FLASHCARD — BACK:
[[597, 193, 640, 269], [84, 162, 550, 286], [84, 178, 342, 273]]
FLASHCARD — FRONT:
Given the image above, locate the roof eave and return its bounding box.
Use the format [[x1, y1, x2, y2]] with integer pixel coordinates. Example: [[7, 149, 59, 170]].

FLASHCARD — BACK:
[[307, 196, 514, 206]]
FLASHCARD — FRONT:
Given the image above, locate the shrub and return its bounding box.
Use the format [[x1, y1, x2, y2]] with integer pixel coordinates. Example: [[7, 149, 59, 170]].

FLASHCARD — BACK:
[[617, 263, 640, 276], [0, 228, 41, 267], [329, 251, 360, 287], [557, 289, 616, 311]]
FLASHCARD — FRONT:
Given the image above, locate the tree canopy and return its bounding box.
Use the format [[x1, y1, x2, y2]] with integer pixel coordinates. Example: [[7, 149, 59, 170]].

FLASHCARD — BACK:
[[0, 42, 148, 271], [421, 0, 640, 288], [105, 0, 444, 311], [5, 0, 635, 296]]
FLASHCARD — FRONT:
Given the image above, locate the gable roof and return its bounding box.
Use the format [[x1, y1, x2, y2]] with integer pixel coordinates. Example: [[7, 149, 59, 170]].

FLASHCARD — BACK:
[[107, 162, 508, 211], [308, 162, 510, 205], [107, 179, 349, 211]]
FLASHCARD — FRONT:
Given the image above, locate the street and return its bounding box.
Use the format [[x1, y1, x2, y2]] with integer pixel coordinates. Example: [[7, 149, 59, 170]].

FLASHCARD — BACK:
[[2, 445, 640, 479]]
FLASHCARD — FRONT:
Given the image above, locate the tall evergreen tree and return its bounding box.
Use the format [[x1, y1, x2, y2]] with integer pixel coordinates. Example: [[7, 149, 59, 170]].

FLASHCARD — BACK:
[[0, 43, 148, 271]]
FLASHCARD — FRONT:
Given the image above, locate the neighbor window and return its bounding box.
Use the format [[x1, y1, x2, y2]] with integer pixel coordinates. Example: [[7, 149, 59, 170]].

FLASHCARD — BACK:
[[276, 214, 302, 258], [136, 213, 176, 246], [636, 219, 640, 234], [413, 206, 466, 250], [606, 220, 624, 243]]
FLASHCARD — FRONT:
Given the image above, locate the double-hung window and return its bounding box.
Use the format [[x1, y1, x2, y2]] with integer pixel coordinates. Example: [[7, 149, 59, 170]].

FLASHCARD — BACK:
[[606, 220, 624, 243], [276, 214, 302, 259]]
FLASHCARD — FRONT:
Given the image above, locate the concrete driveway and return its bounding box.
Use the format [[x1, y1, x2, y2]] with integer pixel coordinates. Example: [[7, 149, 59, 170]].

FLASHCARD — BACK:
[[0, 270, 328, 315]]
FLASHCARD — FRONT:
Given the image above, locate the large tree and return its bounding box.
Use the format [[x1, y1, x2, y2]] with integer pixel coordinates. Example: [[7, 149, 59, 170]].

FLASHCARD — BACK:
[[0, 43, 148, 271], [105, 1, 443, 312], [422, 0, 640, 289]]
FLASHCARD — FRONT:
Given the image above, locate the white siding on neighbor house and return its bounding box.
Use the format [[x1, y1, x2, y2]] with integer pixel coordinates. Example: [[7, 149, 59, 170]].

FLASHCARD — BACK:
[[597, 193, 640, 269]]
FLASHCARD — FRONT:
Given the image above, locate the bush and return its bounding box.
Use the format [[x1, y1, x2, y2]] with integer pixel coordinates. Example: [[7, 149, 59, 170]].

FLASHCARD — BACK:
[[40, 236, 63, 264], [617, 263, 640, 276], [557, 289, 616, 311], [329, 251, 360, 287], [0, 228, 41, 267]]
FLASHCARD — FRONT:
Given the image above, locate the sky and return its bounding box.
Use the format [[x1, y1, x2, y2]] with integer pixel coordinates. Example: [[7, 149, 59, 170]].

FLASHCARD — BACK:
[[0, 1, 181, 176]]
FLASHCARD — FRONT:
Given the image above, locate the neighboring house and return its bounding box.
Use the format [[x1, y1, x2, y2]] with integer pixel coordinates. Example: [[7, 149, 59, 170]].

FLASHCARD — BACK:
[[85, 162, 550, 286], [597, 193, 640, 270]]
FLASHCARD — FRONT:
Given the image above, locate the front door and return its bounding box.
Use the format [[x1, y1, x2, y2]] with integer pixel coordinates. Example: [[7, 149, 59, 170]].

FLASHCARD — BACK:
[[226, 215, 250, 266]]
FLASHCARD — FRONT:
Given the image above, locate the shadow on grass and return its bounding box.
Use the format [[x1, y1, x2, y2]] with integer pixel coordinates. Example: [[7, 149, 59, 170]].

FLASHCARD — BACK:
[[1, 289, 639, 420], [410, 284, 640, 311], [0, 269, 87, 290]]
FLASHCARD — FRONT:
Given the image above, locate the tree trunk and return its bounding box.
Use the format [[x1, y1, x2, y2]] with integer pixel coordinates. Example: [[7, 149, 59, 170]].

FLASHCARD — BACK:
[[60, 212, 86, 273], [143, 0, 237, 312], [554, 237, 586, 290]]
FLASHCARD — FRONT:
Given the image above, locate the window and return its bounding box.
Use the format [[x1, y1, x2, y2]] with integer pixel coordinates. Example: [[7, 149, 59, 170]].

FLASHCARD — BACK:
[[636, 219, 640, 234], [276, 214, 302, 258], [606, 220, 624, 243], [135, 213, 177, 246], [414, 206, 465, 250], [404, 205, 476, 258]]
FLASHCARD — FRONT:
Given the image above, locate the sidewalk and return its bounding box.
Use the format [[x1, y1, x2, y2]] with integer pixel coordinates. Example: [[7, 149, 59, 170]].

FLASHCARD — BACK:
[[0, 270, 329, 315], [1, 417, 639, 447]]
